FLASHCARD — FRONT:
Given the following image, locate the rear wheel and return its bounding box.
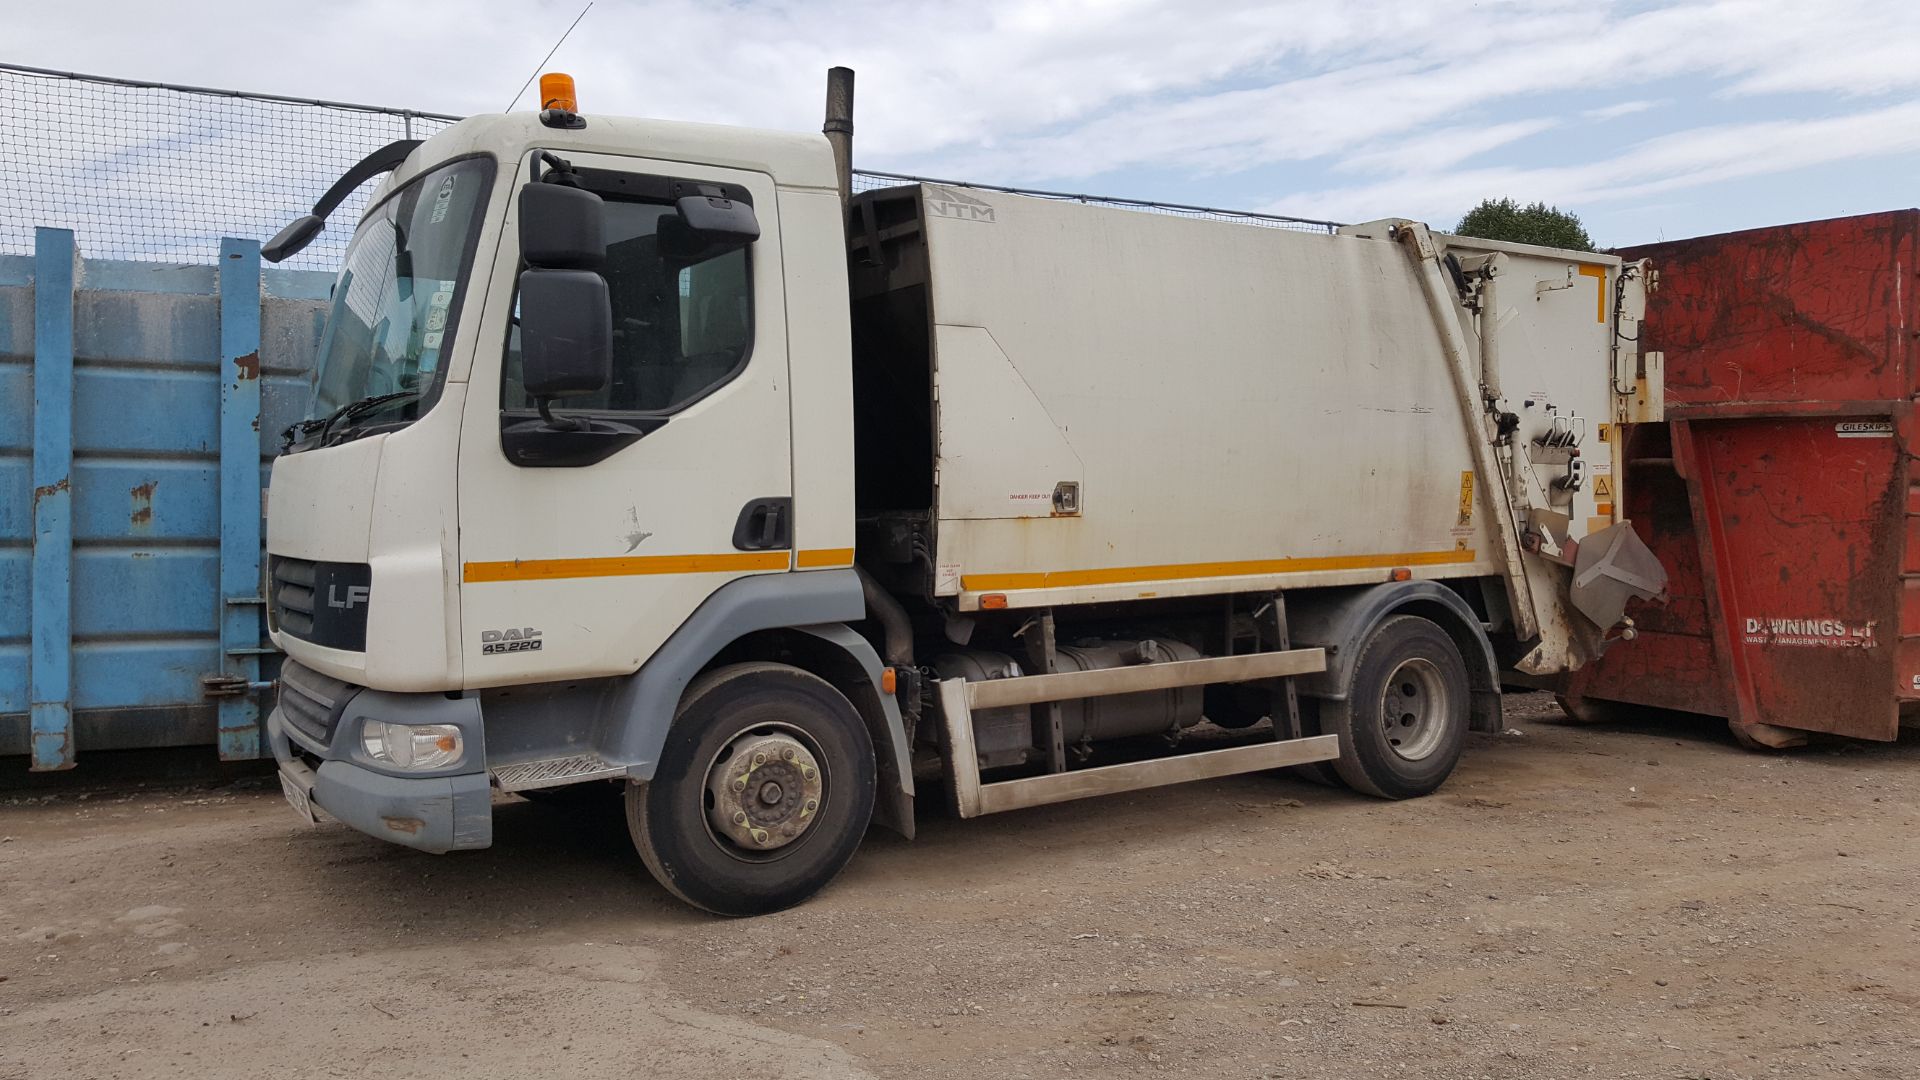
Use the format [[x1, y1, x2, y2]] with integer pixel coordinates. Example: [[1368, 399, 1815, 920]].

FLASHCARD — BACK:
[[1323, 615, 1469, 799], [627, 662, 875, 917]]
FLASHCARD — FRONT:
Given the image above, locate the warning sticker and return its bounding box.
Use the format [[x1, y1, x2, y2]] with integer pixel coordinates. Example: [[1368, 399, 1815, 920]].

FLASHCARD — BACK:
[[1597, 422, 1612, 443], [936, 563, 962, 594], [1593, 475, 1614, 499], [1457, 471, 1474, 527], [1836, 420, 1893, 439]]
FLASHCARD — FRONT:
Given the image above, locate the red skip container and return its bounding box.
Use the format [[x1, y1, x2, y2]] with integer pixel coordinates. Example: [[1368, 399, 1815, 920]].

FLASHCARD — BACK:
[[1564, 210, 1920, 745]]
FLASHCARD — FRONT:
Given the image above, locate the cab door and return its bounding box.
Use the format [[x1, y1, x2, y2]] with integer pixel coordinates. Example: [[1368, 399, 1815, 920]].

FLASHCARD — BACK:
[[456, 152, 792, 685]]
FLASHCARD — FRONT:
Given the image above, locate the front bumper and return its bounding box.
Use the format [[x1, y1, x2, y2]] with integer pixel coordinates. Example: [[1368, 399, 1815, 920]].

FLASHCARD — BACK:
[[269, 673, 492, 853]]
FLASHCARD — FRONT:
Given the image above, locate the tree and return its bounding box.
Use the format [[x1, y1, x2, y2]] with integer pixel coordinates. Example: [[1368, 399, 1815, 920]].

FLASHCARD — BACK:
[[1455, 197, 1596, 252]]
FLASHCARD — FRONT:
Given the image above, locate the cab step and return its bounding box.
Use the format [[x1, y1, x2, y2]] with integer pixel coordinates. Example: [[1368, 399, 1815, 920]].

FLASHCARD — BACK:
[[492, 752, 624, 792]]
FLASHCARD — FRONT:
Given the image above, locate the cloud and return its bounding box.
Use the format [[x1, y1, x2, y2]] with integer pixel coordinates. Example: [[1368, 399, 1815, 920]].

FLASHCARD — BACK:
[[1265, 101, 1920, 226], [4, 0, 1919, 254], [1336, 119, 1561, 175], [1583, 100, 1659, 121], [900, 0, 1920, 183]]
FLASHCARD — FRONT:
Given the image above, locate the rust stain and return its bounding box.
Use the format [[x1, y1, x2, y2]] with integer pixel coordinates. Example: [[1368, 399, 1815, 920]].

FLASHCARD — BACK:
[[234, 351, 260, 381], [382, 816, 426, 836], [130, 479, 158, 528], [31, 477, 69, 510]]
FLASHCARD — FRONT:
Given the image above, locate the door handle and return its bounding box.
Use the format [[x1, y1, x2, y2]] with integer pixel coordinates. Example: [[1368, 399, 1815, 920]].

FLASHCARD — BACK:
[[732, 497, 792, 551]]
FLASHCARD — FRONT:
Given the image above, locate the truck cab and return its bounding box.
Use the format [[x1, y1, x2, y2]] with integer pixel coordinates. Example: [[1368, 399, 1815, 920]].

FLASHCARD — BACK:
[[266, 107, 887, 894]]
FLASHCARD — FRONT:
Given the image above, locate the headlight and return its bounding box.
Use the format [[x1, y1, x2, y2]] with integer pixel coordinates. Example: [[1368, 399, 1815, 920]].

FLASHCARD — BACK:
[[360, 720, 463, 770]]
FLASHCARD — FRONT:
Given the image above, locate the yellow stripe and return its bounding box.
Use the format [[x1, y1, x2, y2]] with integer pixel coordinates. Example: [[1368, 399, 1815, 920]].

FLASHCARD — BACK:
[[961, 549, 1478, 592], [1577, 264, 1607, 323], [796, 547, 855, 568], [464, 551, 789, 583]]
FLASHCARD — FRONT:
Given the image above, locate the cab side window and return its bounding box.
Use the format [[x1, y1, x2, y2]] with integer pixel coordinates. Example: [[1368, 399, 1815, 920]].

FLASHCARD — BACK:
[[505, 195, 753, 413]]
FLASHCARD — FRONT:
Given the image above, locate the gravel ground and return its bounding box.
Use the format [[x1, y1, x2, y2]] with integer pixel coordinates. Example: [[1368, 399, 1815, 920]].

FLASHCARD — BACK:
[[3, 693, 1918, 1079]]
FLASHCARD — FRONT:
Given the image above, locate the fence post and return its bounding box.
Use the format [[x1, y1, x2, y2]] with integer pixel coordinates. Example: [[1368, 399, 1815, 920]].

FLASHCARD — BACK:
[[29, 227, 76, 771], [216, 238, 267, 760]]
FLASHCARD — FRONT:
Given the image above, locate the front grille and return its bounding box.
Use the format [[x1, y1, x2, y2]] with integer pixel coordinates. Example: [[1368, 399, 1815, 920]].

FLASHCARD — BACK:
[[270, 555, 372, 651], [271, 556, 317, 637], [278, 660, 360, 746]]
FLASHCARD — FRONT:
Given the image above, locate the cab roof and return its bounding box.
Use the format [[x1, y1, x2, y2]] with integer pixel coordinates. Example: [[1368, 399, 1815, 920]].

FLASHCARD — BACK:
[[372, 111, 840, 204]]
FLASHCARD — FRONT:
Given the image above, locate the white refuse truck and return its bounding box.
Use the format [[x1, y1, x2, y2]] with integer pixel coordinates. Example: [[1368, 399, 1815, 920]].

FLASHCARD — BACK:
[[260, 69, 1665, 915]]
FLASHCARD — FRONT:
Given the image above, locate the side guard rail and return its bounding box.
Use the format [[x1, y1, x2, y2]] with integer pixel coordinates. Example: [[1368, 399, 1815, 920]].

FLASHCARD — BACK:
[[937, 648, 1338, 818]]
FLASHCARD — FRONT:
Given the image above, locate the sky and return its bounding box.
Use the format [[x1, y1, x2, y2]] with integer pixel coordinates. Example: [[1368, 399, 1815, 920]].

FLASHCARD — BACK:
[[6, 0, 1919, 249]]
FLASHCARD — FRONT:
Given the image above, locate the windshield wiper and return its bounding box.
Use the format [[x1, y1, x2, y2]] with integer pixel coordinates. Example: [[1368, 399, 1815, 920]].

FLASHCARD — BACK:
[[320, 389, 421, 445], [280, 414, 330, 451], [282, 389, 421, 452]]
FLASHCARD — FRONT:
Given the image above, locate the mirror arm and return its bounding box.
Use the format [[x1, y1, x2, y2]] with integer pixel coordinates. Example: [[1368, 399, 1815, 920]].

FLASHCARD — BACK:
[[533, 150, 585, 188], [535, 396, 586, 432], [312, 140, 422, 220], [262, 139, 424, 264]]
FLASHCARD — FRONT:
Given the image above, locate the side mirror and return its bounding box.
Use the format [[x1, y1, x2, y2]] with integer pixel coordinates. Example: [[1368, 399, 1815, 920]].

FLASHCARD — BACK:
[[263, 214, 325, 264], [519, 183, 605, 269], [518, 268, 611, 405], [659, 194, 760, 262], [677, 194, 759, 245]]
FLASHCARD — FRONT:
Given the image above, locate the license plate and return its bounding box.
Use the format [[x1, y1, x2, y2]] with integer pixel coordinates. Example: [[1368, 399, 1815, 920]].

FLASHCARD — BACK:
[[280, 771, 316, 824]]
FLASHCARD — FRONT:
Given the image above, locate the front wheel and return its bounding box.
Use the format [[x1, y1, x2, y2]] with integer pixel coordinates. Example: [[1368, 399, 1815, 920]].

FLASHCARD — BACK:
[[627, 662, 875, 916], [1322, 615, 1469, 799]]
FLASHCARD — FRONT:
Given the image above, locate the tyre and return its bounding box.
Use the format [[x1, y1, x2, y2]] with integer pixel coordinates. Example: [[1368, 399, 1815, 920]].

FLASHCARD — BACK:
[[626, 662, 875, 916], [1322, 615, 1469, 799]]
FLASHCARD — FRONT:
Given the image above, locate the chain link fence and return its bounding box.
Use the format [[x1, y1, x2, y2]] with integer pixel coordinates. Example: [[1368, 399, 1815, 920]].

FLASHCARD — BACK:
[[0, 63, 459, 269], [0, 63, 1337, 271]]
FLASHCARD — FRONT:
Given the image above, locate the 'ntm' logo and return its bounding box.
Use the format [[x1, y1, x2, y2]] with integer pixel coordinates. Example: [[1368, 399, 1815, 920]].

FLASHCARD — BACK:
[[925, 185, 996, 223]]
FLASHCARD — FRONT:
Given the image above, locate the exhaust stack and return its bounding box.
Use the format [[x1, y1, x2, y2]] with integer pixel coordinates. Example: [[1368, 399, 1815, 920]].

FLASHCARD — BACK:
[[823, 66, 855, 210]]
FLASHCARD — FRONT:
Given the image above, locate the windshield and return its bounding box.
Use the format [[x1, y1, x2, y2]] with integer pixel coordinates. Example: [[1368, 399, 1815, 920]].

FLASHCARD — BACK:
[[302, 156, 496, 439]]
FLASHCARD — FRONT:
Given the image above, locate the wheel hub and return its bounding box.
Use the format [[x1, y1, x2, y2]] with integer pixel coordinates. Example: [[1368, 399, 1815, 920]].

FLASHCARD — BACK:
[[706, 732, 824, 851], [1379, 657, 1448, 761]]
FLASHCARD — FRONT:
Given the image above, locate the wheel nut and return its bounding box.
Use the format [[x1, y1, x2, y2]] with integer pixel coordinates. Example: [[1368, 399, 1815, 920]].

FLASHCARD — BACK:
[[732, 777, 747, 792], [750, 828, 770, 845], [801, 766, 816, 780], [733, 810, 748, 825], [753, 751, 767, 766], [782, 747, 796, 762]]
